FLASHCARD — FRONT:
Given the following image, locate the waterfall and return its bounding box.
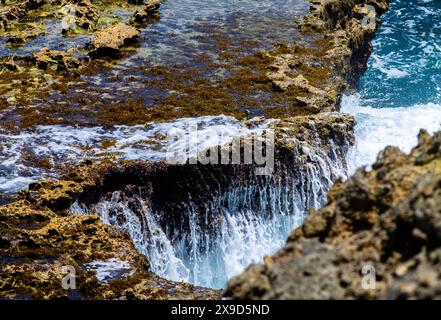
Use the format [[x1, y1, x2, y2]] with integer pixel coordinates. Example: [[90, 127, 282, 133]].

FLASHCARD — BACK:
[[71, 132, 349, 289]]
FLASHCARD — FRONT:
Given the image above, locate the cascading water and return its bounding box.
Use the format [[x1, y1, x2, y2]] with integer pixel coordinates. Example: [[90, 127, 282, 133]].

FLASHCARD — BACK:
[[0, 0, 353, 290], [342, 0, 441, 172], [72, 132, 349, 289]]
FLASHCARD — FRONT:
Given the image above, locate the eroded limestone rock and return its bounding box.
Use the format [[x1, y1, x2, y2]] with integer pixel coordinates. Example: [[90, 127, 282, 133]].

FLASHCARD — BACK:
[[0, 0, 46, 30], [32, 47, 83, 72], [130, 0, 161, 24], [60, 0, 99, 33], [265, 0, 390, 113], [0, 177, 221, 300]]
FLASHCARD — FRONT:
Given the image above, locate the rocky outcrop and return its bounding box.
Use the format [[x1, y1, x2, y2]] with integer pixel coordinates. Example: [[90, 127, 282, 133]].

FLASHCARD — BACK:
[[60, 0, 99, 33], [5, 22, 45, 47], [0, 182, 220, 299], [266, 0, 390, 109], [32, 47, 83, 72], [299, 0, 389, 32], [0, 0, 46, 30], [130, 0, 161, 25], [225, 130, 441, 299], [87, 22, 140, 58]]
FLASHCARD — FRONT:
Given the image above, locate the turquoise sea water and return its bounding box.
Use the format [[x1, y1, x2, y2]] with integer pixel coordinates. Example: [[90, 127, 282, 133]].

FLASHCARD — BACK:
[[342, 0, 441, 171]]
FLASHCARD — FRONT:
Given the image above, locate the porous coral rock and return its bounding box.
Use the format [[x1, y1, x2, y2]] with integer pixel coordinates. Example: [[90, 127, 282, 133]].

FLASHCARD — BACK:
[[225, 130, 441, 299], [60, 0, 99, 33], [32, 47, 83, 72], [0, 178, 221, 300], [88, 22, 140, 58]]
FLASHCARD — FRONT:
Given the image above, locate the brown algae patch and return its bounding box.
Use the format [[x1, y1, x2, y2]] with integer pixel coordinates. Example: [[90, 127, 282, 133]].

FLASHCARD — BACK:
[[0, 0, 325, 128]]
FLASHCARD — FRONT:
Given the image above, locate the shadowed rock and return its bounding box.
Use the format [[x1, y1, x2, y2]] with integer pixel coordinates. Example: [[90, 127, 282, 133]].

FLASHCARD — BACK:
[[0, 0, 46, 30], [32, 47, 83, 72]]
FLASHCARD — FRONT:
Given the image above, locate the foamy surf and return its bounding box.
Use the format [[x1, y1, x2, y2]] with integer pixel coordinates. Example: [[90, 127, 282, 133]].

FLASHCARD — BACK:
[[0, 116, 274, 194], [341, 94, 441, 174]]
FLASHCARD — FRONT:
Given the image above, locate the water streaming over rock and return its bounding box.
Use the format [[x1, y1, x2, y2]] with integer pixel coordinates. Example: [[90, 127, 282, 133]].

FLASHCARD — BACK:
[[72, 131, 349, 288], [0, 115, 272, 194]]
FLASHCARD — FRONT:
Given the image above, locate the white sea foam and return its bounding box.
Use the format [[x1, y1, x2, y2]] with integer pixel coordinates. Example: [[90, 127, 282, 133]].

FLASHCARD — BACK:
[[371, 55, 408, 79], [0, 116, 273, 194], [341, 94, 441, 173], [84, 258, 134, 282]]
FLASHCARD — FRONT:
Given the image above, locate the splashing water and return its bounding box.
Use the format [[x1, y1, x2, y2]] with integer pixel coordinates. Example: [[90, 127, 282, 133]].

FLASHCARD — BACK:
[[341, 95, 441, 173], [72, 133, 349, 288], [343, 0, 441, 173], [0, 115, 272, 194]]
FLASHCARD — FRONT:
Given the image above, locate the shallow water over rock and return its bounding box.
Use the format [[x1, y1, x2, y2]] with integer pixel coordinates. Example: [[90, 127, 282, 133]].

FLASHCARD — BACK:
[[0, 0, 311, 194], [0, 115, 272, 194], [0, 0, 310, 127]]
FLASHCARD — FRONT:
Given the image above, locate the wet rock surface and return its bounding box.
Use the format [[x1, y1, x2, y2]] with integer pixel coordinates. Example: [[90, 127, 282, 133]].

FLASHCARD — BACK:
[[32, 47, 83, 72], [0, 111, 354, 289], [225, 130, 441, 299], [0, 0, 47, 30], [60, 0, 99, 33], [0, 0, 380, 129], [71, 112, 355, 231], [0, 0, 404, 299], [0, 180, 221, 299]]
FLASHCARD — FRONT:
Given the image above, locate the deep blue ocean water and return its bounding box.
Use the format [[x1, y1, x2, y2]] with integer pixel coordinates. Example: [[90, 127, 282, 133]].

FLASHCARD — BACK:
[[342, 0, 441, 171]]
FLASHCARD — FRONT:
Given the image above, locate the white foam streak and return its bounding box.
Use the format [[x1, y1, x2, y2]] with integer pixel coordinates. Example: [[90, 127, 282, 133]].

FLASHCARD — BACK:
[[372, 55, 408, 79], [341, 94, 441, 173], [0, 116, 273, 194]]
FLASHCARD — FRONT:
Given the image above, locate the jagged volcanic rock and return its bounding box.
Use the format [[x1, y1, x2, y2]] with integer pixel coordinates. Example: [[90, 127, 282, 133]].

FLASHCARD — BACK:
[[225, 130, 441, 299]]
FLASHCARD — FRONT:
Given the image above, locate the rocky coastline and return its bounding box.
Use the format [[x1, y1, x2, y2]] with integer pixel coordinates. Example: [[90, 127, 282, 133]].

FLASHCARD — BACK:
[[225, 130, 441, 299], [5, 0, 439, 300]]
